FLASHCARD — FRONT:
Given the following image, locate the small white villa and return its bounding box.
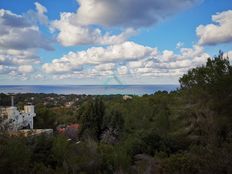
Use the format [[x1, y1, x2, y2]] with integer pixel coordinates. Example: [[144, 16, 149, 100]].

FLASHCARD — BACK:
[[0, 97, 36, 131]]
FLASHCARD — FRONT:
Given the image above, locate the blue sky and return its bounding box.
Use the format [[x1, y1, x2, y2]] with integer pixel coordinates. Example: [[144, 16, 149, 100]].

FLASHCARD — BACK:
[[0, 0, 232, 85]]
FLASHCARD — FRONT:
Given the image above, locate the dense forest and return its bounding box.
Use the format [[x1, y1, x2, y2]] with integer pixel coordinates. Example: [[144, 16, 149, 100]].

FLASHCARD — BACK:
[[0, 52, 232, 174]]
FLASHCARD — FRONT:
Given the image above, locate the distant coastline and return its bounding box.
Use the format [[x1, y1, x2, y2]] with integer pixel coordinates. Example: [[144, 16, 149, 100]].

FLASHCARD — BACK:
[[0, 85, 179, 95]]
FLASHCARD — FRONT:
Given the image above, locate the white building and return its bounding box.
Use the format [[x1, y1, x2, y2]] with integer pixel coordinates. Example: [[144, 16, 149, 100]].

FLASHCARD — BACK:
[[0, 99, 36, 131], [123, 95, 133, 101]]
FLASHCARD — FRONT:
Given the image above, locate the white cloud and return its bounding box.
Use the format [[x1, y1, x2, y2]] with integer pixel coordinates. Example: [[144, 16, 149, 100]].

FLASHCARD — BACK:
[[0, 49, 40, 66], [94, 63, 115, 71], [176, 42, 184, 49], [197, 10, 232, 45], [18, 65, 33, 73], [128, 61, 144, 69], [76, 0, 200, 27], [227, 51, 232, 59], [51, 0, 199, 46], [0, 65, 15, 74], [224, 51, 232, 63], [42, 41, 209, 80], [34, 2, 48, 25], [0, 8, 52, 80], [0, 9, 52, 50], [162, 50, 175, 62], [117, 66, 128, 75], [35, 2, 47, 14], [51, 12, 137, 46], [33, 74, 44, 80], [42, 41, 158, 73]]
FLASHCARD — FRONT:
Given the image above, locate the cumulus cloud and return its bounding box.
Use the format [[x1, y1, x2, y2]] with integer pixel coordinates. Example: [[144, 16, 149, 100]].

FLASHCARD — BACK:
[[0, 65, 15, 74], [0, 8, 52, 80], [51, 0, 199, 46], [35, 2, 47, 14], [197, 10, 232, 45], [162, 50, 175, 62], [51, 12, 137, 46], [0, 49, 40, 66], [42, 41, 157, 73], [117, 66, 128, 75], [0, 9, 52, 50], [34, 2, 49, 25], [94, 63, 115, 71], [129, 43, 208, 76], [76, 0, 200, 27], [176, 42, 184, 49], [224, 51, 232, 63], [18, 65, 33, 74], [42, 41, 209, 80], [227, 51, 232, 59]]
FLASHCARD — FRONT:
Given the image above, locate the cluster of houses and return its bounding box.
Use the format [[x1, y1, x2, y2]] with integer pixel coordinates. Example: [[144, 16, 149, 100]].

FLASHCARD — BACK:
[[0, 97, 36, 131], [57, 124, 80, 140], [0, 96, 80, 139], [0, 96, 53, 136]]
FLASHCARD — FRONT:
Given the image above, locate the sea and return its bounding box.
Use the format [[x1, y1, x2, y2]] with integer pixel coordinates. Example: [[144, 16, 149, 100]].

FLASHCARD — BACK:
[[0, 85, 179, 95]]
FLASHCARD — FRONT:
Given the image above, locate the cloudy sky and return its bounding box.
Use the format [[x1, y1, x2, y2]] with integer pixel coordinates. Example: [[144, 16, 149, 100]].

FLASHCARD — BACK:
[[0, 0, 232, 85]]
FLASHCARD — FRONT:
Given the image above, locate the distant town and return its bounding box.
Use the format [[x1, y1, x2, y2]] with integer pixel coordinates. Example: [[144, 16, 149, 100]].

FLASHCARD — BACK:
[[0, 93, 133, 138]]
